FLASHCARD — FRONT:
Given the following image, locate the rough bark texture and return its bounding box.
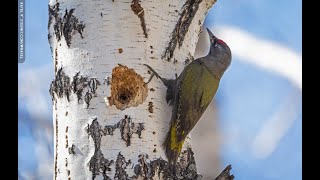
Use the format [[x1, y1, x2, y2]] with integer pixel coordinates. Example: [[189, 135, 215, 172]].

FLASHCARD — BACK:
[[48, 0, 229, 179]]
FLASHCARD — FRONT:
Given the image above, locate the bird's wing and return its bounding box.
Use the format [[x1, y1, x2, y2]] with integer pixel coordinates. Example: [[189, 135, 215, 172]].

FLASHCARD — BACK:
[[172, 60, 220, 142]]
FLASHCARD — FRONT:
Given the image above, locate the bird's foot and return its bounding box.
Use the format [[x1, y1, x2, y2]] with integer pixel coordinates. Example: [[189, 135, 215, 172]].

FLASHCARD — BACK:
[[143, 64, 163, 84]]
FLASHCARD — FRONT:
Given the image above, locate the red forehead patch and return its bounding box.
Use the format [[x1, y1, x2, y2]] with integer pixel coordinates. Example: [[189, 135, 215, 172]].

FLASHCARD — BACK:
[[217, 39, 225, 44]]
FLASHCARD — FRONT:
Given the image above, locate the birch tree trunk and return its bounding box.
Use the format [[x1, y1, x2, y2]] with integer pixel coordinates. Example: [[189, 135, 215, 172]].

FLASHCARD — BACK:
[[48, 0, 222, 179]]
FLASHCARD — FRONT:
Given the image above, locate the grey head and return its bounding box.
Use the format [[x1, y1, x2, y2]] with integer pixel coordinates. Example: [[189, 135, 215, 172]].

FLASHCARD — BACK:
[[203, 28, 232, 79]]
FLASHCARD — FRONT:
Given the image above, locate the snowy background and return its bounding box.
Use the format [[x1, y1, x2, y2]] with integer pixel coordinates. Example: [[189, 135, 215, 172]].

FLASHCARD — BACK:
[[18, 0, 301, 179]]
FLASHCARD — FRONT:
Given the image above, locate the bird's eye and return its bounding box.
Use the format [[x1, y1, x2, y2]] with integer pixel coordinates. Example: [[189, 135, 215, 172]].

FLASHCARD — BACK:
[[213, 41, 218, 47]]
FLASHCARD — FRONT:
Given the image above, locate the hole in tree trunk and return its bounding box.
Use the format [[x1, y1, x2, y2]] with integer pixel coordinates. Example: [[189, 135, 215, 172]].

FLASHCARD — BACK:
[[107, 64, 148, 110]]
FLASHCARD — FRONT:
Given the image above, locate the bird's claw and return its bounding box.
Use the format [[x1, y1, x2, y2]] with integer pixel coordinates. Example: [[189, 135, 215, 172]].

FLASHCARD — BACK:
[[143, 64, 161, 84]]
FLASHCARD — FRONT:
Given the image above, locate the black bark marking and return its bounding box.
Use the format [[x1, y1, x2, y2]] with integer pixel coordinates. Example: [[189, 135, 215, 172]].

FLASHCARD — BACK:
[[48, 3, 85, 48], [49, 67, 71, 102], [133, 154, 149, 179], [114, 152, 131, 179], [66, 158, 71, 179], [103, 115, 145, 146], [148, 102, 154, 113], [184, 52, 195, 65], [173, 58, 178, 64], [48, 3, 60, 43], [84, 90, 93, 108], [88, 78, 101, 94], [72, 72, 88, 102], [86, 129, 233, 180], [62, 9, 85, 47], [178, 148, 202, 179], [132, 154, 176, 179], [49, 69, 100, 108], [87, 118, 114, 180], [68, 144, 76, 155], [162, 0, 203, 61], [132, 148, 203, 179], [54, 48, 58, 73], [66, 126, 69, 149], [184, 58, 190, 65], [65, 134, 69, 148], [131, 0, 148, 38], [65, 158, 68, 167], [104, 77, 111, 86]]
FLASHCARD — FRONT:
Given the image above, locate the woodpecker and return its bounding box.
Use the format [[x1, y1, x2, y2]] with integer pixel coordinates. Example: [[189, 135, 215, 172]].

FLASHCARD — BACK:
[[144, 28, 232, 168]]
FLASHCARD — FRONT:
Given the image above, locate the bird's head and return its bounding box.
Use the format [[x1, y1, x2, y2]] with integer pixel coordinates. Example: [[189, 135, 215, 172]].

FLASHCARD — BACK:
[[206, 28, 232, 72]]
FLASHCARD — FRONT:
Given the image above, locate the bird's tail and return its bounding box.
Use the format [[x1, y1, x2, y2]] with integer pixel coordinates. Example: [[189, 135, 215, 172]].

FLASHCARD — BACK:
[[162, 124, 184, 170]]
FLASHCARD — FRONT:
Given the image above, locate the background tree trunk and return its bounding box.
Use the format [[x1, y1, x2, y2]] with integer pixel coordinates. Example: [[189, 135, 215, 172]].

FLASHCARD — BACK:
[[48, 0, 224, 179]]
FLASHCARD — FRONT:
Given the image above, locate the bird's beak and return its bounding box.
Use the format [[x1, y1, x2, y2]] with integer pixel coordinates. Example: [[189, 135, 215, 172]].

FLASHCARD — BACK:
[[206, 28, 218, 42]]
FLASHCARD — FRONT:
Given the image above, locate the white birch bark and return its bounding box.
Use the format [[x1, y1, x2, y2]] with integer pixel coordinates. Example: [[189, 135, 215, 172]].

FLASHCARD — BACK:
[[48, 0, 220, 179]]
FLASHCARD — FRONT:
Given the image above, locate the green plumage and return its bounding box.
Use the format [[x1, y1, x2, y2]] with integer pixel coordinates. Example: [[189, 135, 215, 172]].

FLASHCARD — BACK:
[[144, 28, 231, 168], [163, 60, 220, 164]]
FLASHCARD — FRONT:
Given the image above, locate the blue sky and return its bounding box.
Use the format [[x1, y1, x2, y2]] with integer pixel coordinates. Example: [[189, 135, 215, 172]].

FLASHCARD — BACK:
[[207, 1, 301, 179], [18, 0, 301, 179]]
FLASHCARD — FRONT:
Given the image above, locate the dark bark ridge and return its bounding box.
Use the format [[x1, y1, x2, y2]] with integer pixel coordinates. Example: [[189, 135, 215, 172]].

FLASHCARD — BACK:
[[131, 0, 148, 38], [86, 118, 199, 179], [48, 3, 85, 48], [104, 115, 145, 147], [87, 118, 234, 179], [162, 0, 203, 61], [49, 68, 101, 108], [114, 152, 132, 179], [87, 118, 114, 180]]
